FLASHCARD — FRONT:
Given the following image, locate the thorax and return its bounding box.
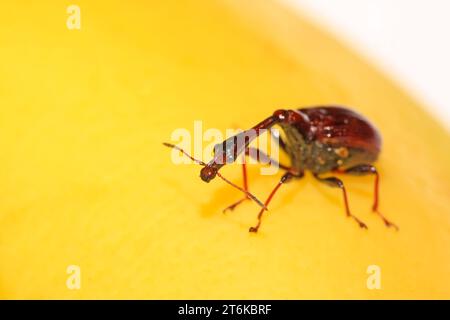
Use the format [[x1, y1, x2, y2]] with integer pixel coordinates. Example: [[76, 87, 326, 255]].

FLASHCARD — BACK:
[[279, 123, 376, 174]]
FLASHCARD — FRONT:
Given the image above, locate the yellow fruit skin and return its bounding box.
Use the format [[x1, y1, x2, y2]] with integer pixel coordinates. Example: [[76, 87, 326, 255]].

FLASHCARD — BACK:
[[0, 0, 449, 299]]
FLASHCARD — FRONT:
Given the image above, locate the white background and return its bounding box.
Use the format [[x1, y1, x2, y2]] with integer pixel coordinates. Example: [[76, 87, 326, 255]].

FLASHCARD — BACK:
[[283, 0, 450, 130]]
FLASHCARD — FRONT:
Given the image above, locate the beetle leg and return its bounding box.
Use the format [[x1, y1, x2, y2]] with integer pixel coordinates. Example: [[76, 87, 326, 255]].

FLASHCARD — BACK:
[[223, 147, 290, 213], [249, 170, 304, 233], [222, 161, 250, 212], [341, 164, 398, 230], [246, 146, 291, 171], [313, 174, 368, 229]]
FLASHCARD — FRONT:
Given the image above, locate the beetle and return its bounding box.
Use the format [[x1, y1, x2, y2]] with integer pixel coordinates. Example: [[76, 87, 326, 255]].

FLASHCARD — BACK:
[[164, 106, 398, 233]]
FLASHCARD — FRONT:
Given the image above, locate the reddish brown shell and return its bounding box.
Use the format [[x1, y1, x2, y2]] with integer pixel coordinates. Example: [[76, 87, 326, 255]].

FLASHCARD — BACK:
[[298, 106, 382, 157]]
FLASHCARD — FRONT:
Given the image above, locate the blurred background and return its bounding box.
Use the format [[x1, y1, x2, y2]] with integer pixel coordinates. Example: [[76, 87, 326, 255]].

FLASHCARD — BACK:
[[1, 0, 449, 299], [285, 0, 450, 130]]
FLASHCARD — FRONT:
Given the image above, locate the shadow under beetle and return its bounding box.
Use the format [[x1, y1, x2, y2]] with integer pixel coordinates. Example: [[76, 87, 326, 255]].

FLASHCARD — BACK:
[[165, 106, 398, 233]]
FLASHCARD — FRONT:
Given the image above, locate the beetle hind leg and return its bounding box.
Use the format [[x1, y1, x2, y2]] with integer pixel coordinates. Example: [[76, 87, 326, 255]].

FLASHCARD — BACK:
[[314, 174, 368, 229], [342, 164, 399, 230]]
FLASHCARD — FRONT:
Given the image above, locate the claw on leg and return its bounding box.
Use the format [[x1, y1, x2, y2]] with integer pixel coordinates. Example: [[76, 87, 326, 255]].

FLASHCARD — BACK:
[[351, 215, 368, 229], [373, 209, 399, 230], [223, 197, 249, 213], [341, 164, 399, 231]]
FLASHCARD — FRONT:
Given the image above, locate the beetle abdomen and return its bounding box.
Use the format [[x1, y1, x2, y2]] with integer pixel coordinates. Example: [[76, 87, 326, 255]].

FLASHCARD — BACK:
[[299, 106, 381, 159]]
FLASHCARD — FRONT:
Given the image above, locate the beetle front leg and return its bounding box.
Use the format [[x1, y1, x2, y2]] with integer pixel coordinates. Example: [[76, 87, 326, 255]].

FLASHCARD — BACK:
[[223, 147, 290, 213], [314, 174, 368, 229], [341, 164, 398, 230], [222, 161, 250, 212], [249, 170, 303, 233]]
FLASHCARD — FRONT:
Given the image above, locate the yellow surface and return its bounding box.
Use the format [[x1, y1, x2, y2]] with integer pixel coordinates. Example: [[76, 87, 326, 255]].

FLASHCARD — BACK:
[[1, 0, 449, 299]]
